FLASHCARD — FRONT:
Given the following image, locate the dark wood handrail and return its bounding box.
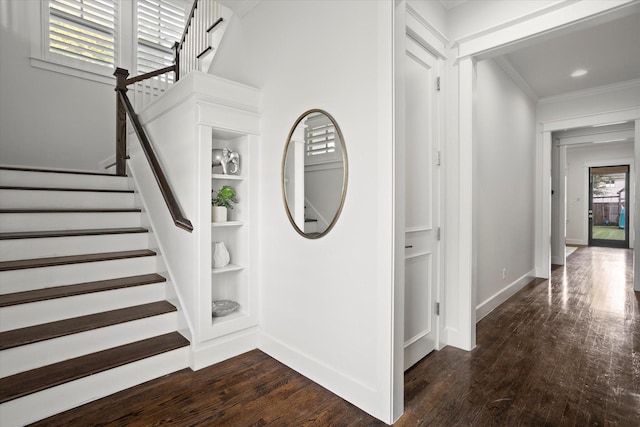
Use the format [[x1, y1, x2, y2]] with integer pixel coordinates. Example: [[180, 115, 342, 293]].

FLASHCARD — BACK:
[[114, 68, 193, 233], [126, 65, 176, 86]]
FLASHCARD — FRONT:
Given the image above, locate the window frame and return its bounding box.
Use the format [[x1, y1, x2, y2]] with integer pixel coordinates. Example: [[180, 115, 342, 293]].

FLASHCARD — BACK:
[[30, 0, 189, 85]]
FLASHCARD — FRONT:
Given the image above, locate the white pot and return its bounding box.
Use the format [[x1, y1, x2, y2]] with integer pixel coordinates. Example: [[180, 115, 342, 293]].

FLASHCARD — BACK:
[[212, 206, 227, 222], [213, 241, 230, 268]]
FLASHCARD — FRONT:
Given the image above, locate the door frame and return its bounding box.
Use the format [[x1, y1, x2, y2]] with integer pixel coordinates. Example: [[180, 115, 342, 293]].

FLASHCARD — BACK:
[[585, 161, 634, 249]]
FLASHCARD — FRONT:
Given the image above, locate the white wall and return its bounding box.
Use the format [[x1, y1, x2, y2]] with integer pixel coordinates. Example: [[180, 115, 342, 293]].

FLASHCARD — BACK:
[[0, 0, 115, 172], [565, 141, 634, 245], [474, 58, 536, 319], [211, 1, 396, 423]]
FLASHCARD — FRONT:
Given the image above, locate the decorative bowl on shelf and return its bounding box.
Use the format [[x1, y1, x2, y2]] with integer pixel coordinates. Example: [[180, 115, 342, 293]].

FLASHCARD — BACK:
[[212, 300, 240, 317]]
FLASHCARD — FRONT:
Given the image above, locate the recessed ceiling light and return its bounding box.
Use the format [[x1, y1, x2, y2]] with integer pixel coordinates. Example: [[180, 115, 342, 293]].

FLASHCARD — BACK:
[[571, 69, 588, 78]]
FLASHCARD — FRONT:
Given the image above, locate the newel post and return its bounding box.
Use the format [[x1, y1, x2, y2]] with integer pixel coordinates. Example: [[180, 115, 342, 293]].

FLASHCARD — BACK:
[[172, 42, 180, 82], [114, 67, 129, 176]]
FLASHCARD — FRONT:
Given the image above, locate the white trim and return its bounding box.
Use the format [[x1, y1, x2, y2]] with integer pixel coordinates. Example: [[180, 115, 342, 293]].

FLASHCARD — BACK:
[[493, 56, 538, 101], [542, 107, 640, 133], [456, 0, 637, 59], [405, 3, 448, 58], [456, 56, 476, 351], [539, 78, 640, 105], [476, 268, 536, 321], [566, 238, 587, 246], [453, 0, 572, 48], [635, 121, 640, 291]]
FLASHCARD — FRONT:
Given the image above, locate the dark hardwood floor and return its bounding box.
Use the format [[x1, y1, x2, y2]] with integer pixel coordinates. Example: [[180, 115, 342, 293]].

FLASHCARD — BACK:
[[33, 246, 639, 426]]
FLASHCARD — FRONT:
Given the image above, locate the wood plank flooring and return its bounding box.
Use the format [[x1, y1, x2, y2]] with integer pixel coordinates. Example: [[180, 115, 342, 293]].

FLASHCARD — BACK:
[[31, 246, 639, 426]]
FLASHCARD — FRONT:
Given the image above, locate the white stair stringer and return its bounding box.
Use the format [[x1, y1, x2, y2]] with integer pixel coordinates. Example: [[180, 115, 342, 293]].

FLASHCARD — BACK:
[[0, 282, 166, 332], [1, 311, 178, 377], [0, 347, 190, 427], [200, 4, 233, 74], [0, 232, 150, 262], [0, 255, 158, 293]]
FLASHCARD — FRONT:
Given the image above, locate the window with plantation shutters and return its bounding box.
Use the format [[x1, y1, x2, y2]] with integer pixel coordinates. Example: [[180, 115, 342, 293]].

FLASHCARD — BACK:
[[304, 113, 340, 165], [136, 0, 187, 78], [48, 0, 116, 68]]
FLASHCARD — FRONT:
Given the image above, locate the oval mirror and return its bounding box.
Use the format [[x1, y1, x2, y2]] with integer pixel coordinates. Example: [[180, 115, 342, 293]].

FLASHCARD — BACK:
[[282, 109, 348, 239]]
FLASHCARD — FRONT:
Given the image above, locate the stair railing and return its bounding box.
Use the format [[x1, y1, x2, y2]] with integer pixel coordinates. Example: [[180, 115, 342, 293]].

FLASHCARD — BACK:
[[112, 0, 225, 232], [114, 66, 193, 232], [174, 0, 224, 80]]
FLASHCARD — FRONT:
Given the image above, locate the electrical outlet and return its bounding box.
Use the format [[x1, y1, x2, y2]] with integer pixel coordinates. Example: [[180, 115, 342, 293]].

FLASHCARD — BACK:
[[502, 268, 506, 280]]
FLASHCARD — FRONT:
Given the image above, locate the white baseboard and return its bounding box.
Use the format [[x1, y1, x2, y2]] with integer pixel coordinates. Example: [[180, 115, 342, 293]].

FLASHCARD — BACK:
[[551, 255, 564, 265], [566, 238, 586, 246], [258, 331, 388, 424], [190, 328, 258, 371], [476, 268, 536, 321]]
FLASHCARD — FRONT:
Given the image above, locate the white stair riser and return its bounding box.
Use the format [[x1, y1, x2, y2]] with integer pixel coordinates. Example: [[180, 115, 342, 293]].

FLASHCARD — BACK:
[[0, 282, 165, 331], [0, 256, 157, 294], [0, 212, 142, 232], [0, 170, 130, 191], [0, 233, 149, 262], [0, 189, 135, 209], [1, 312, 177, 377], [0, 347, 190, 427]]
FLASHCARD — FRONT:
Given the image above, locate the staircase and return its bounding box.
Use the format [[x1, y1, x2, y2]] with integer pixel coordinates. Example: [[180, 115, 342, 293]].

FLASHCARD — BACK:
[[0, 166, 190, 426]]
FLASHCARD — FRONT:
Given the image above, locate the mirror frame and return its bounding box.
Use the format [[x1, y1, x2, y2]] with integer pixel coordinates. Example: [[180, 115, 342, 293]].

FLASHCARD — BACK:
[[281, 109, 349, 239]]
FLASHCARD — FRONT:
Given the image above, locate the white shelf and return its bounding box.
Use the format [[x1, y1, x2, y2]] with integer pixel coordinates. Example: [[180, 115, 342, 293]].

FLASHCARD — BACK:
[[211, 310, 245, 325], [212, 263, 244, 274], [211, 220, 243, 227], [212, 174, 244, 180]]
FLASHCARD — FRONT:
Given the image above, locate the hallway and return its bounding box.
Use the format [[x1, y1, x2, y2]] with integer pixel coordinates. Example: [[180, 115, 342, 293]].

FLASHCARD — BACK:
[[400, 246, 639, 425], [34, 247, 639, 426]]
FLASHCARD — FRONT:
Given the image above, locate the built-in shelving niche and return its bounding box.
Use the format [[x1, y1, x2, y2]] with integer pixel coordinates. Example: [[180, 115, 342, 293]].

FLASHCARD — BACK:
[[205, 130, 259, 341]]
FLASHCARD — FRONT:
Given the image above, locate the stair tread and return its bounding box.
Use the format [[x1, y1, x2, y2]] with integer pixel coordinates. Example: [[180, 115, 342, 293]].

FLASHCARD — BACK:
[[0, 301, 176, 351], [0, 273, 166, 307], [0, 186, 133, 193], [0, 332, 188, 403], [0, 166, 121, 177], [0, 227, 148, 240], [0, 249, 156, 271], [0, 209, 141, 213]]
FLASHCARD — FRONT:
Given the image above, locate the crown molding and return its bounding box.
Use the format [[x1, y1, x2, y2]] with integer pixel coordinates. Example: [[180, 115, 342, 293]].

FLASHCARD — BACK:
[[538, 78, 640, 105], [493, 56, 538, 102]]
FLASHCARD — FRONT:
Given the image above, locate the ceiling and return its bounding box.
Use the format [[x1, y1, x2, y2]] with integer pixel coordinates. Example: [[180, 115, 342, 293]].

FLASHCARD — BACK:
[[501, 10, 640, 99]]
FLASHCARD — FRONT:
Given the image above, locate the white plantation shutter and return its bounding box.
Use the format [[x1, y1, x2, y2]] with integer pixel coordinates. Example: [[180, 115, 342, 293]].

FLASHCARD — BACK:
[[48, 0, 116, 68], [137, 0, 187, 76], [304, 113, 340, 165]]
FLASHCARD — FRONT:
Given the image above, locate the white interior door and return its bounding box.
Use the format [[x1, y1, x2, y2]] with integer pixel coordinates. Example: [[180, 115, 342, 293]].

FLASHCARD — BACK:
[[404, 36, 439, 370]]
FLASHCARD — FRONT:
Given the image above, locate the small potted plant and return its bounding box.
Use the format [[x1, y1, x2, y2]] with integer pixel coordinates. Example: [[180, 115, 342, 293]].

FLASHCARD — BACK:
[[212, 185, 238, 222]]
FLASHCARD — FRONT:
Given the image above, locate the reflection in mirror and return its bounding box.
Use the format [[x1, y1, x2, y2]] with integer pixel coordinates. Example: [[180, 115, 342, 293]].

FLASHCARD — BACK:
[[283, 109, 348, 238]]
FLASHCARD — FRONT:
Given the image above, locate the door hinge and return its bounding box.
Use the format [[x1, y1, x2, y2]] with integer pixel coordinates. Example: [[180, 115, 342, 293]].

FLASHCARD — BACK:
[[436, 76, 441, 92], [436, 150, 441, 166], [436, 227, 441, 241], [436, 302, 440, 316]]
